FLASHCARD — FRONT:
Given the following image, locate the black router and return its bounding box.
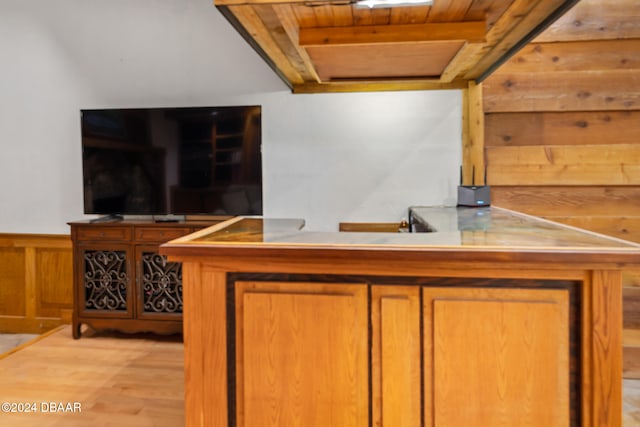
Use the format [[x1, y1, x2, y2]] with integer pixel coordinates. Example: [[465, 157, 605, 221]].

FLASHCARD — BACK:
[[457, 166, 491, 207]]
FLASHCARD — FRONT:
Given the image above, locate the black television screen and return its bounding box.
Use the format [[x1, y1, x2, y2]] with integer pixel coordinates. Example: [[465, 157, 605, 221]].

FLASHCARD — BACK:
[[81, 106, 262, 216]]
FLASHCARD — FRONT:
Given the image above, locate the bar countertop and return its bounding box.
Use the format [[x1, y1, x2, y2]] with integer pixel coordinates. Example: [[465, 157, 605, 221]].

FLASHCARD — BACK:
[[161, 206, 640, 266], [164, 206, 638, 250]]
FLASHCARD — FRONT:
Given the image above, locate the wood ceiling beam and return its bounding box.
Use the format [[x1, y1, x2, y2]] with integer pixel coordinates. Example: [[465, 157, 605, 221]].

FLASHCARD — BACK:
[[225, 5, 306, 85], [439, 42, 485, 82], [253, 4, 321, 82], [299, 21, 486, 46], [217, 0, 324, 5], [293, 78, 467, 93], [272, 4, 322, 83]]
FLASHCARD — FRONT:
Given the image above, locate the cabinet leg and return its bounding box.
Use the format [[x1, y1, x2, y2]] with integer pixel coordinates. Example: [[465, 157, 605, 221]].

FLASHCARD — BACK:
[[72, 322, 82, 339]]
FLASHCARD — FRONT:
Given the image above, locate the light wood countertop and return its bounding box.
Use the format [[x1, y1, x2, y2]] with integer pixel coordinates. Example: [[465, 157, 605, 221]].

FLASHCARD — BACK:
[[162, 207, 640, 269]]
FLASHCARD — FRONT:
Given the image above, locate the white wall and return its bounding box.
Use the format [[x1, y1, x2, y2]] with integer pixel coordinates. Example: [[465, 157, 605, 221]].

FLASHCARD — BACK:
[[264, 91, 461, 230], [0, 0, 461, 234]]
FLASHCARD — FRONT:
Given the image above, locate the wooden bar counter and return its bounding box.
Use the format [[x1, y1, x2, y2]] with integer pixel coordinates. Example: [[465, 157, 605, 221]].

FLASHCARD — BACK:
[[160, 207, 640, 427]]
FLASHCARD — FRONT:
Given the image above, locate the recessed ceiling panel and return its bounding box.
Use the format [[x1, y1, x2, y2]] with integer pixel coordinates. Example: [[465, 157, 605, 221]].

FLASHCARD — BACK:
[[306, 41, 464, 80], [216, 0, 581, 93]]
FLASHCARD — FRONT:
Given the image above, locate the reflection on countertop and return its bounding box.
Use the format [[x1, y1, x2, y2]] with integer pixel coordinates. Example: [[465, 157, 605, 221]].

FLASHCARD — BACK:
[[175, 206, 640, 251]]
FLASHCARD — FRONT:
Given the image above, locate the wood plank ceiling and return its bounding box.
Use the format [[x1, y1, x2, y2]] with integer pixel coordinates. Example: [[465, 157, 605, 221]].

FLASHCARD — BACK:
[[215, 0, 580, 93]]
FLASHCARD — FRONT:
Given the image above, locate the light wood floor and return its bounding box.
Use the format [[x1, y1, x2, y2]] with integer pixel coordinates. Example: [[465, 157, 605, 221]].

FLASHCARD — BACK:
[[625, 328, 640, 379], [0, 325, 639, 426], [0, 326, 184, 427]]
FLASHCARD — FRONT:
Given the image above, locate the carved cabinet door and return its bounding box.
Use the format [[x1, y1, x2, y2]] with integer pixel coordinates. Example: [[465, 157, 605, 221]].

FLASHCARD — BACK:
[[76, 243, 134, 319], [135, 245, 183, 320]]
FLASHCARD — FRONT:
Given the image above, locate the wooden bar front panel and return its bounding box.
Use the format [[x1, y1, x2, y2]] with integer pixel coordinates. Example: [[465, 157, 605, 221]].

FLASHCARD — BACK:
[[371, 285, 421, 427], [163, 214, 634, 427], [235, 281, 368, 427], [424, 287, 570, 427]]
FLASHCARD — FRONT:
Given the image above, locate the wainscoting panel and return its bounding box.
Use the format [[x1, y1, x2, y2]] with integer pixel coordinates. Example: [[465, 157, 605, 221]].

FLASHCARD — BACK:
[[0, 234, 72, 333]]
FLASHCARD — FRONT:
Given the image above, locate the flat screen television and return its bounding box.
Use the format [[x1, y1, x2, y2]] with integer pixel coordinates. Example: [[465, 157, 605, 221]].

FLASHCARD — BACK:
[[81, 106, 262, 217]]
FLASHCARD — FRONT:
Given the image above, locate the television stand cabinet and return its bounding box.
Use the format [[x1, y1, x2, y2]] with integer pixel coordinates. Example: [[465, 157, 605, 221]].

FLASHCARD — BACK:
[[68, 218, 223, 338]]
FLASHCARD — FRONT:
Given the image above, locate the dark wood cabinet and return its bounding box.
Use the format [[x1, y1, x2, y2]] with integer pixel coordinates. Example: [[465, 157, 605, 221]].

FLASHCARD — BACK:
[[68, 219, 220, 338], [136, 245, 183, 320]]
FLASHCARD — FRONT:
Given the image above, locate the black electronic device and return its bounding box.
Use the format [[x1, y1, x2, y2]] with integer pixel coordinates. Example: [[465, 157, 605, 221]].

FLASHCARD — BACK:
[[457, 165, 491, 207], [81, 106, 262, 217]]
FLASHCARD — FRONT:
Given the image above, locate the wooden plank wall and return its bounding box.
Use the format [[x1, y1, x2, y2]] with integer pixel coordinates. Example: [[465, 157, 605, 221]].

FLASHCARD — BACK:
[[0, 234, 73, 334], [482, 0, 640, 331]]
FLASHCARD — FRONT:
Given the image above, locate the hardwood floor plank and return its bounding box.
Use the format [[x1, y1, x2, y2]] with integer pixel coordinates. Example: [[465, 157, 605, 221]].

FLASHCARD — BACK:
[[0, 323, 638, 426], [0, 326, 184, 427], [624, 347, 640, 380]]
